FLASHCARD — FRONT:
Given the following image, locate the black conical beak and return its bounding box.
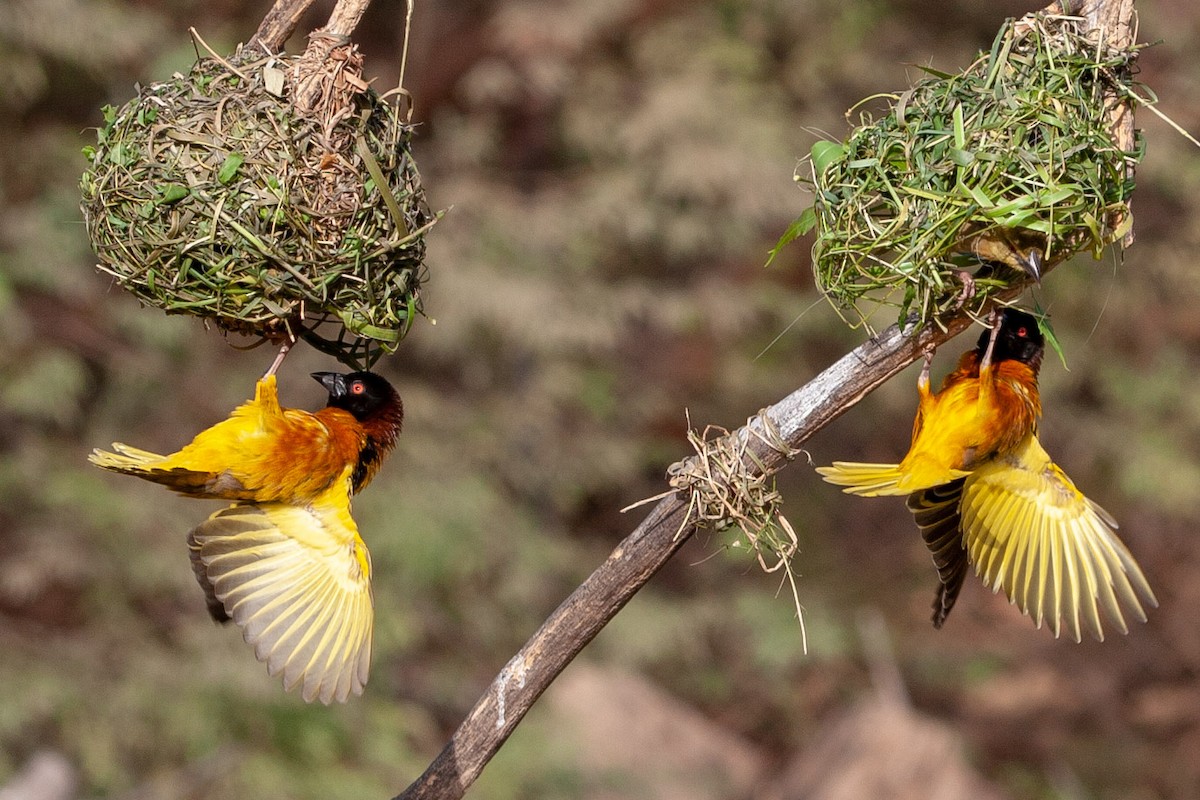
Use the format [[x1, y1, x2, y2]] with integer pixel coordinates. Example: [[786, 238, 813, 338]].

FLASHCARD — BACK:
[[1019, 249, 1043, 285], [312, 371, 347, 398]]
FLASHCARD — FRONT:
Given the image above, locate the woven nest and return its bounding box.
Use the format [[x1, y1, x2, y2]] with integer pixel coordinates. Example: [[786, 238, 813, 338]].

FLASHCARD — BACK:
[[79, 39, 436, 367], [790, 14, 1142, 330]]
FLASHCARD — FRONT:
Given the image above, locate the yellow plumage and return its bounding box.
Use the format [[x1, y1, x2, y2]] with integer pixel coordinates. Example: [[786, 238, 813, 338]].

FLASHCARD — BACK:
[[189, 473, 374, 704], [921, 434, 1151, 641], [91, 370, 404, 702], [819, 433, 1154, 642], [817, 309, 1155, 640], [89, 375, 367, 503]]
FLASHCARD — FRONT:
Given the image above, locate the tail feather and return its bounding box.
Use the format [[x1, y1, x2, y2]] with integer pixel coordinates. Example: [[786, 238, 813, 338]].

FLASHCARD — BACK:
[[815, 462, 909, 497], [818, 459, 971, 497], [89, 442, 226, 495], [89, 442, 168, 472]]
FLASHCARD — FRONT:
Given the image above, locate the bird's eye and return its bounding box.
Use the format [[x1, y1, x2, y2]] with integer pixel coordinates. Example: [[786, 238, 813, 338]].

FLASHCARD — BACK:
[[351, 381, 366, 395], [1016, 326, 1028, 338]]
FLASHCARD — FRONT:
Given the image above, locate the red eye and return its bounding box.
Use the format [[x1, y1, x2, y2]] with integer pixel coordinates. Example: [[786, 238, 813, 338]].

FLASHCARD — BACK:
[[1016, 326, 1027, 337], [351, 381, 366, 395]]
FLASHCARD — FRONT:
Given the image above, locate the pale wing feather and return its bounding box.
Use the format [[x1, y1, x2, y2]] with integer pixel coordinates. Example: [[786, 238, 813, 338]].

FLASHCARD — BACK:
[[960, 435, 1155, 642], [189, 501, 374, 704], [1027, 512, 1050, 629]]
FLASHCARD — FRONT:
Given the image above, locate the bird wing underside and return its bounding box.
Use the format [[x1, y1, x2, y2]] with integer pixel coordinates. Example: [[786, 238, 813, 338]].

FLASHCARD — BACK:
[[188, 502, 374, 704], [960, 437, 1156, 642]]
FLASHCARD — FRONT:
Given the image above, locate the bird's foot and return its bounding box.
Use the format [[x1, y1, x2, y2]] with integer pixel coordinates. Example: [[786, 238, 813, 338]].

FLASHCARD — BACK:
[[979, 308, 1002, 370], [951, 270, 976, 311], [917, 343, 936, 393], [264, 341, 292, 378]]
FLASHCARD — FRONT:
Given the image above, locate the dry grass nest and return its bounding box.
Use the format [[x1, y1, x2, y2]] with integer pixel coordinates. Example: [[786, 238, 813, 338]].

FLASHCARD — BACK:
[[79, 39, 437, 368], [776, 14, 1144, 331]]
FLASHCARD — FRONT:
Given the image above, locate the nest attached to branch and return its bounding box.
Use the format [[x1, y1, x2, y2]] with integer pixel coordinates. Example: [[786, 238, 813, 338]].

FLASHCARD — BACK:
[[790, 14, 1142, 330], [79, 36, 436, 368]]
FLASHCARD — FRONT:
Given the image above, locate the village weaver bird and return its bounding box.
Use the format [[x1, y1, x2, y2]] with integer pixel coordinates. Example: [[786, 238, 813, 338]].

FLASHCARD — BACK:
[[90, 371, 403, 703], [817, 308, 1155, 641]]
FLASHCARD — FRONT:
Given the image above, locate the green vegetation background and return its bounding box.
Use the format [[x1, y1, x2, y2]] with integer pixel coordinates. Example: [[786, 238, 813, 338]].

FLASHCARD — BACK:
[[1, 0, 1198, 797]]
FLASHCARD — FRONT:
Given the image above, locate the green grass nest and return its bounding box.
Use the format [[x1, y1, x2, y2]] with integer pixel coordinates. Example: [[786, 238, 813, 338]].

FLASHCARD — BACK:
[[780, 14, 1142, 330], [79, 45, 436, 368]]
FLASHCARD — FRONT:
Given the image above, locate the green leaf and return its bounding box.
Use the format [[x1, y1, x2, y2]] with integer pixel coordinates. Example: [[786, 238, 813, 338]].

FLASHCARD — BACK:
[[1039, 185, 1081, 205], [810, 141, 845, 177], [766, 208, 816, 266], [108, 143, 130, 166], [964, 184, 993, 208], [948, 147, 976, 167], [911, 64, 956, 80], [217, 152, 245, 185], [158, 184, 189, 204], [1035, 307, 1069, 370]]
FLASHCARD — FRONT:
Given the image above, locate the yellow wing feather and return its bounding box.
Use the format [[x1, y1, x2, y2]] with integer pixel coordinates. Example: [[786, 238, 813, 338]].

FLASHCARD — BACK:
[[188, 479, 374, 704], [959, 434, 1156, 642]]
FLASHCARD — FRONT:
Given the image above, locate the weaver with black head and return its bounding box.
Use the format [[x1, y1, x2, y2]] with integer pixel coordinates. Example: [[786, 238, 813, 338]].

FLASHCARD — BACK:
[[818, 309, 1155, 642], [91, 370, 405, 703]]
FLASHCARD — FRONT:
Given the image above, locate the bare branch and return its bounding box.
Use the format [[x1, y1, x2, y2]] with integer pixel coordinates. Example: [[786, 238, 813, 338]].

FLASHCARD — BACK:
[[321, 0, 374, 38], [1046, 0, 1139, 244], [249, 0, 320, 52], [249, 0, 374, 53], [394, 2, 1138, 798], [392, 298, 1009, 800]]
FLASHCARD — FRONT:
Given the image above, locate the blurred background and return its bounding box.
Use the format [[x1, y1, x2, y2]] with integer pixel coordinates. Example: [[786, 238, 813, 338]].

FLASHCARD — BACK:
[[2, 0, 1199, 797]]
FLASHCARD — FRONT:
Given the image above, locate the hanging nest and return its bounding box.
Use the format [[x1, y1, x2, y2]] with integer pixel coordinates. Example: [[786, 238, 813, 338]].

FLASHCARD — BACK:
[[79, 36, 436, 368], [785, 14, 1142, 331]]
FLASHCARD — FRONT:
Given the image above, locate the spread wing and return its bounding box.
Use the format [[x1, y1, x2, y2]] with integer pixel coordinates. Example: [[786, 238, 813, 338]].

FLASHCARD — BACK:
[[960, 434, 1156, 642], [907, 478, 970, 628], [188, 486, 373, 704]]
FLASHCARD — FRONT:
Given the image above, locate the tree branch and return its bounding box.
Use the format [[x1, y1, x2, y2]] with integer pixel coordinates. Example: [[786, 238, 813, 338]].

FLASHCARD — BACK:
[[1032, 0, 1139, 245], [392, 299, 1011, 800], [249, 0, 374, 53], [249, 0, 320, 52], [393, 2, 1137, 798]]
